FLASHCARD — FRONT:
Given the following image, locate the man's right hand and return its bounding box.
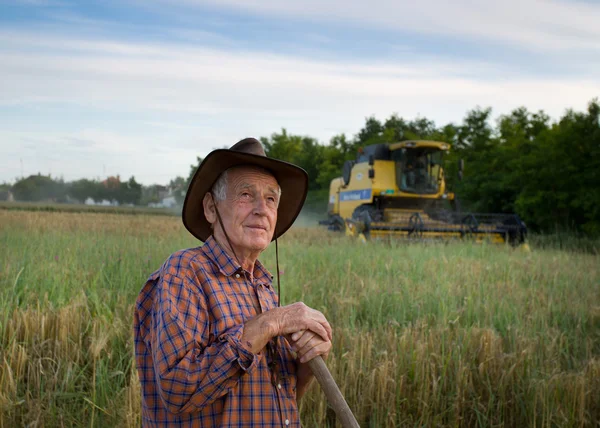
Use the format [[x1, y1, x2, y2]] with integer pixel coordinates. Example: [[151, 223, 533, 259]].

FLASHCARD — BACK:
[[271, 302, 332, 342], [241, 302, 331, 356]]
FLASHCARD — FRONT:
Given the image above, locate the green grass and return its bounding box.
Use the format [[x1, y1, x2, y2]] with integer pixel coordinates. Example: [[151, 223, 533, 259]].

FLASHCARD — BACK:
[[1, 210, 599, 427]]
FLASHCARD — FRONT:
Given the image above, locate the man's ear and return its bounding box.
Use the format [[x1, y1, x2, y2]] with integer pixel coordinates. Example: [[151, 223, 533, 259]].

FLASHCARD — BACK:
[[203, 193, 217, 226]]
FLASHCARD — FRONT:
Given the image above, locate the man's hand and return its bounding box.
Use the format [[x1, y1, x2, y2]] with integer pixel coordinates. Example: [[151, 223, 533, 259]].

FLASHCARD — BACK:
[[272, 302, 332, 343], [240, 302, 331, 356], [288, 330, 331, 363], [289, 328, 333, 400]]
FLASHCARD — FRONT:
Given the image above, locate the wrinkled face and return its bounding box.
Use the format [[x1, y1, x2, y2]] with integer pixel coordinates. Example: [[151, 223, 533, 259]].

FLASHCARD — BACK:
[[204, 166, 280, 256]]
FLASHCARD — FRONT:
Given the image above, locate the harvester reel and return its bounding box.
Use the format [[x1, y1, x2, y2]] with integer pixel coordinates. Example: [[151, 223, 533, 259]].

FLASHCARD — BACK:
[[461, 214, 479, 239], [408, 213, 424, 239], [351, 205, 383, 240]]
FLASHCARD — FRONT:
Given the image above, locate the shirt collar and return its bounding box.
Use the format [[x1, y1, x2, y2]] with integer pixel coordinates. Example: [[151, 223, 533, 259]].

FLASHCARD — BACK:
[[202, 235, 274, 286]]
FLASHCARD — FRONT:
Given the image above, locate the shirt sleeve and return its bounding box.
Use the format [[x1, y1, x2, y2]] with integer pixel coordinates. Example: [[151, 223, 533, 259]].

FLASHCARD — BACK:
[[149, 270, 259, 414]]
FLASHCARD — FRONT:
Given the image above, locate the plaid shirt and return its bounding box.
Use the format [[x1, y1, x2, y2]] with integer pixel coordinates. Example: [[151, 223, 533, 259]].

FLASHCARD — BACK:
[[134, 236, 300, 427]]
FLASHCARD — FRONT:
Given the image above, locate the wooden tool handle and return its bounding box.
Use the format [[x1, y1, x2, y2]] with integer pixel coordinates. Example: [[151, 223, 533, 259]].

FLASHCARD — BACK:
[[307, 356, 360, 428]]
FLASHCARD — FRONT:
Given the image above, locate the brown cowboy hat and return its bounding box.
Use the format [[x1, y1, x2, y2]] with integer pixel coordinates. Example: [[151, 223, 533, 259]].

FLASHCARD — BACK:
[[182, 137, 308, 242]]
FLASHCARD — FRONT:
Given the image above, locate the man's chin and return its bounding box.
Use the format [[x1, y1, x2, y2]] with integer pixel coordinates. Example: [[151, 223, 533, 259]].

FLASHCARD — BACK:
[[255, 238, 271, 249], [246, 236, 271, 252]]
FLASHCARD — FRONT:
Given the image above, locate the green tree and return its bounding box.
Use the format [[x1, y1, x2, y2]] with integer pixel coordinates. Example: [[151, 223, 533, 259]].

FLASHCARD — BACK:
[[261, 129, 303, 162], [0, 182, 13, 201], [382, 115, 438, 141], [450, 107, 504, 212], [119, 176, 142, 205], [140, 184, 163, 206], [261, 129, 325, 190], [515, 100, 600, 234], [69, 179, 102, 203], [169, 176, 187, 205], [356, 117, 385, 147], [12, 174, 64, 202], [455, 107, 494, 150], [316, 134, 353, 189]]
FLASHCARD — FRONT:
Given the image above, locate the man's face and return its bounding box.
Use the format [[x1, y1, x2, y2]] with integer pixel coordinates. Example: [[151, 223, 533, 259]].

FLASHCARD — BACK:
[[206, 166, 280, 257]]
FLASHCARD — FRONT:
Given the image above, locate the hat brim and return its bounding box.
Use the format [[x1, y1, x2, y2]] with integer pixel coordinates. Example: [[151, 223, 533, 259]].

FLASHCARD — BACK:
[[182, 149, 308, 242]]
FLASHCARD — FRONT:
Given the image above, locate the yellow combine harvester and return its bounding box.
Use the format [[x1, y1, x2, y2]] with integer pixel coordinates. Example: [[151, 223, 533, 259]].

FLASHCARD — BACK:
[[320, 140, 527, 245]]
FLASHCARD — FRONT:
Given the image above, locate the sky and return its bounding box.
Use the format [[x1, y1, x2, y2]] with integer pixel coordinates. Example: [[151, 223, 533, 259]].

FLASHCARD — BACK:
[[1, 0, 599, 185]]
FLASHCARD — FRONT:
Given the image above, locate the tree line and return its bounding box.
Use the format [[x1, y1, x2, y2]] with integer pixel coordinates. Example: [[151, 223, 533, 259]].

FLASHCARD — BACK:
[[2, 99, 598, 235], [0, 174, 146, 206], [257, 99, 600, 236]]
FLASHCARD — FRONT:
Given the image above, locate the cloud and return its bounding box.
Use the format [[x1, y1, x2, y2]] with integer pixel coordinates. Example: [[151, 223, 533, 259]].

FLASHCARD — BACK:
[[4, 0, 69, 6], [0, 29, 597, 115], [168, 0, 600, 53], [0, 27, 598, 184], [0, 128, 199, 183]]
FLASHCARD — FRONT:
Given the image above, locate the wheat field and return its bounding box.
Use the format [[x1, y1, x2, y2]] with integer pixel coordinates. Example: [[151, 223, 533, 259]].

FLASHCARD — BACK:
[[0, 210, 599, 427]]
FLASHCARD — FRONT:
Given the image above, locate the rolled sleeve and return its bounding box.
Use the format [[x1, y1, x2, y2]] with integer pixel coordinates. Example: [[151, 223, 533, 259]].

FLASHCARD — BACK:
[[219, 324, 259, 372], [151, 272, 256, 414]]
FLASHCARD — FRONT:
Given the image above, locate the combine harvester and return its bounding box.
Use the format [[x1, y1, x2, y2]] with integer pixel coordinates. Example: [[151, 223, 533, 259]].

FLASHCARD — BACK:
[[320, 141, 527, 245]]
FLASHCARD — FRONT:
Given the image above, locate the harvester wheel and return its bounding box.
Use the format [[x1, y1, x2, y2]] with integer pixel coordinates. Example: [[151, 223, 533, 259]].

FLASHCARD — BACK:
[[352, 205, 383, 223], [461, 214, 479, 240], [328, 215, 345, 232], [501, 216, 527, 246], [351, 205, 383, 240], [408, 213, 424, 239]]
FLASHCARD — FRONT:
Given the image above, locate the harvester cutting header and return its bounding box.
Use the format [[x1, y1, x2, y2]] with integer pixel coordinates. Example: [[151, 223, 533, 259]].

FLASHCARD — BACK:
[[320, 140, 527, 245]]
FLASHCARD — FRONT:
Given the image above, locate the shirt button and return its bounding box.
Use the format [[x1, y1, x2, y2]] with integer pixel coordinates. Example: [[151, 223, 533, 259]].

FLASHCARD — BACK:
[[285, 420, 289, 426], [235, 274, 240, 278], [277, 383, 282, 390]]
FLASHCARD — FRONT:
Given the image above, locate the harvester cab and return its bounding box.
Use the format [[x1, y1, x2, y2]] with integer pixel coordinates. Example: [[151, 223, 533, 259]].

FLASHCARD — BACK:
[[321, 140, 527, 245]]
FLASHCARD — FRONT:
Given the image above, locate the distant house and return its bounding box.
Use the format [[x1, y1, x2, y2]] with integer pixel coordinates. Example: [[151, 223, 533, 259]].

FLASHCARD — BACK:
[[149, 195, 177, 208], [161, 196, 177, 208], [85, 197, 119, 206], [157, 185, 169, 201], [0, 190, 14, 202], [102, 176, 121, 190]]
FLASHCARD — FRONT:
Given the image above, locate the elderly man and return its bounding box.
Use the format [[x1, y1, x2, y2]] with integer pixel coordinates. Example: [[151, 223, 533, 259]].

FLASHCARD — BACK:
[[134, 138, 332, 427]]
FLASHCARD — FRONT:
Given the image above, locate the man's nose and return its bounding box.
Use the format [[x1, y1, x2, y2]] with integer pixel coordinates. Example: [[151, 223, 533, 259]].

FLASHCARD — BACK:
[[252, 196, 268, 215]]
